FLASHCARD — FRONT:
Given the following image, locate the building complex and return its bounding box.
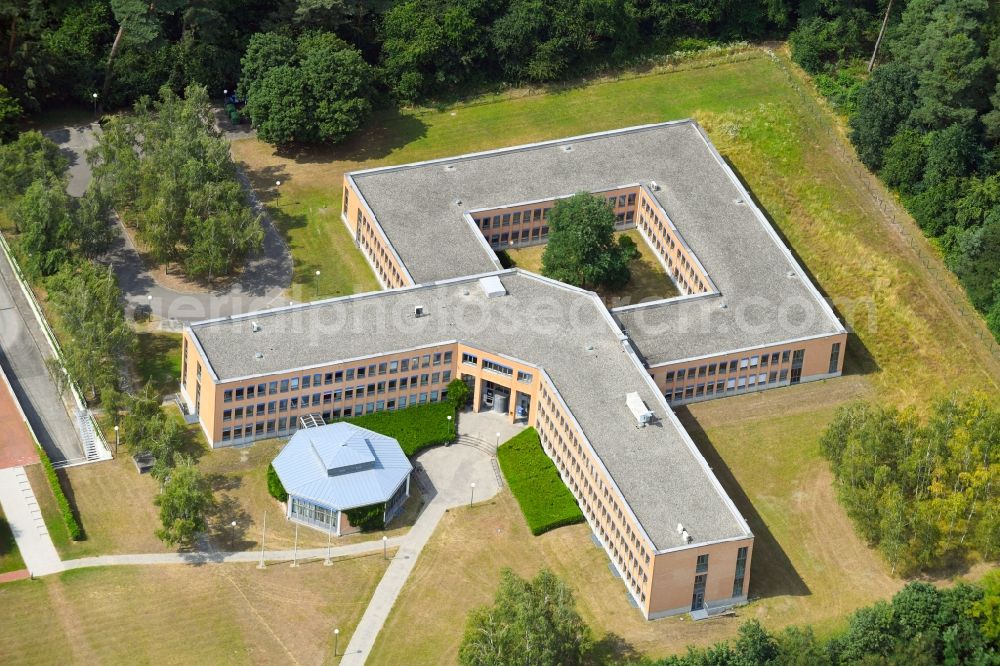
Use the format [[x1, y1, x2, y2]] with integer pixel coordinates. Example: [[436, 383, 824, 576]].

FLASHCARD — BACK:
[[179, 120, 846, 619]]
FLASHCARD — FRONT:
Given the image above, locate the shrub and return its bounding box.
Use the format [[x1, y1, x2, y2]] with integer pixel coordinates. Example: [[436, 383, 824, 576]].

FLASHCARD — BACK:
[[345, 502, 385, 532], [497, 428, 583, 535], [37, 445, 83, 541], [343, 400, 456, 456], [446, 378, 471, 407], [266, 463, 287, 502]]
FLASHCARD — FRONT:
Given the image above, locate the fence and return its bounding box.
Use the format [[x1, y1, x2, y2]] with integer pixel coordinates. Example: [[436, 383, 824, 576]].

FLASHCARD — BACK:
[[765, 49, 1000, 362], [0, 232, 112, 462]]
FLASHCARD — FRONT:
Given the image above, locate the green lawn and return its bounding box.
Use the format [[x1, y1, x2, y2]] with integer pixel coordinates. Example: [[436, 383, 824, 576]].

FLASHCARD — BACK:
[[343, 400, 456, 456], [497, 428, 584, 535], [0, 508, 25, 574], [135, 332, 182, 399]]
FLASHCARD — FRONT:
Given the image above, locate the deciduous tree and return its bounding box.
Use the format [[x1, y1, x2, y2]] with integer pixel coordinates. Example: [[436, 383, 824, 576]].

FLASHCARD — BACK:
[[541, 192, 638, 290], [155, 458, 212, 546]]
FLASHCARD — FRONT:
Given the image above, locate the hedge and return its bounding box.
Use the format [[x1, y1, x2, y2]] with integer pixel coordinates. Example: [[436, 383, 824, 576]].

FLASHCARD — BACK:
[[36, 445, 83, 541], [342, 400, 456, 456], [496, 428, 584, 536], [266, 463, 287, 502], [345, 502, 385, 532]]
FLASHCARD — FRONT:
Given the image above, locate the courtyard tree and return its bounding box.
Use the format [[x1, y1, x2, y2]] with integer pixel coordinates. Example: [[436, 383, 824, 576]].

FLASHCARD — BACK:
[[240, 31, 375, 146], [541, 192, 638, 290], [155, 458, 213, 547], [459, 568, 591, 666]]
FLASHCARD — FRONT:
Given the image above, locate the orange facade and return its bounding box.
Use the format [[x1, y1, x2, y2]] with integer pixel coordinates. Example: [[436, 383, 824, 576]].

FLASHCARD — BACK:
[[648, 333, 847, 406]]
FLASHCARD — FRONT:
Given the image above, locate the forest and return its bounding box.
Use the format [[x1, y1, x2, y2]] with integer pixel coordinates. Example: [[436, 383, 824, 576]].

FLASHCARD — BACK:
[[788, 0, 1000, 343]]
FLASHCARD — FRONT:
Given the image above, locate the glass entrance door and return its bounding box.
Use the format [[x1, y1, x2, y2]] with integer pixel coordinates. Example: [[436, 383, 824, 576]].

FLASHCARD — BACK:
[[691, 574, 707, 611]]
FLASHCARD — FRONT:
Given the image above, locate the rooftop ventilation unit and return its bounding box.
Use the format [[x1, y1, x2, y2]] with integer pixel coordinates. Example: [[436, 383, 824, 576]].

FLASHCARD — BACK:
[[414, 305, 425, 318], [454, 198, 462, 206], [676, 523, 684, 534], [562, 145, 573, 152], [251, 321, 260, 332], [254, 352, 264, 360], [626, 392, 654, 427], [681, 529, 693, 543], [478, 275, 506, 298], [650, 181, 661, 191]]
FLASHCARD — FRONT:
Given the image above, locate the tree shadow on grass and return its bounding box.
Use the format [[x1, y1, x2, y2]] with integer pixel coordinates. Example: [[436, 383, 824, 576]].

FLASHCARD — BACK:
[[722, 156, 880, 379], [675, 407, 811, 600], [586, 632, 642, 665], [274, 108, 429, 165], [206, 493, 253, 552]]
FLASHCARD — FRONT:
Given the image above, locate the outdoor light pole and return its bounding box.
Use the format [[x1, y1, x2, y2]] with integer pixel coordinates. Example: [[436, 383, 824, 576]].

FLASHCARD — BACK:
[[92, 92, 98, 115], [334, 628, 340, 656], [113, 425, 119, 455], [446, 414, 452, 438], [257, 512, 267, 569], [291, 522, 300, 567], [496, 431, 501, 448], [230, 520, 237, 552], [382, 535, 388, 560], [470, 482, 476, 508], [315, 270, 321, 298]]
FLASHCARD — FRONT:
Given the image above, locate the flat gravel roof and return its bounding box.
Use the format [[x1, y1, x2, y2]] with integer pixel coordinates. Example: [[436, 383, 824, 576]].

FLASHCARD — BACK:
[[349, 121, 844, 364], [190, 272, 750, 550]]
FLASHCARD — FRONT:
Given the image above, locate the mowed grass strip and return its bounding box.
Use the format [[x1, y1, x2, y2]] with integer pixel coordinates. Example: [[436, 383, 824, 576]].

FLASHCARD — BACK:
[[0, 507, 25, 574], [497, 428, 583, 535], [0, 559, 389, 664]]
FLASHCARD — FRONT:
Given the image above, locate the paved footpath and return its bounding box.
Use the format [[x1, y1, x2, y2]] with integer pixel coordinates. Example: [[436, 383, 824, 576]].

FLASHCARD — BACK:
[[339, 495, 451, 665], [0, 466, 62, 576]]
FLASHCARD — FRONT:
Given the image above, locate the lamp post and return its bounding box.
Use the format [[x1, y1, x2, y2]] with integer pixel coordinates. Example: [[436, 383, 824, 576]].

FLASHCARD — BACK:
[[324, 523, 333, 566], [92, 92, 98, 115], [496, 431, 501, 448], [291, 522, 300, 567], [333, 628, 340, 656], [315, 270, 321, 299], [257, 511, 267, 569], [382, 535, 388, 560], [230, 520, 237, 552], [470, 482, 476, 507], [446, 414, 452, 438], [113, 425, 119, 455]]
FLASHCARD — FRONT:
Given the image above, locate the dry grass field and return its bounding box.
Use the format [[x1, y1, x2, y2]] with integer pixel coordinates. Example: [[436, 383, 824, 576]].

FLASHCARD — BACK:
[[0, 557, 388, 664]]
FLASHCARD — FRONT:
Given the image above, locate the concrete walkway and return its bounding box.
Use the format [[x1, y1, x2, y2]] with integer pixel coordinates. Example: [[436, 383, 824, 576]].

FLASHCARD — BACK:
[[0, 466, 62, 576], [339, 436, 504, 664]]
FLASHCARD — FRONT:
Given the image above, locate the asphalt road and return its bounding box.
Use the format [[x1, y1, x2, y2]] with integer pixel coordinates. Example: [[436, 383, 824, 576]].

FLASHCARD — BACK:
[[0, 251, 85, 464], [44, 121, 292, 324]]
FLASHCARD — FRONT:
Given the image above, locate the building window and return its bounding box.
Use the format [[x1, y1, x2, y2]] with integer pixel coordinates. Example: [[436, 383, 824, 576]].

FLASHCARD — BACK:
[[692, 574, 707, 611], [517, 370, 533, 384], [696, 554, 709, 573], [483, 359, 513, 376], [828, 342, 841, 374], [223, 390, 233, 403], [733, 546, 748, 597]]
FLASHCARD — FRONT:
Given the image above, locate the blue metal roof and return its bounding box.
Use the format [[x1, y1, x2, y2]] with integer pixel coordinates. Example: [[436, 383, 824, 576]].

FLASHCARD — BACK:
[[272, 422, 412, 511]]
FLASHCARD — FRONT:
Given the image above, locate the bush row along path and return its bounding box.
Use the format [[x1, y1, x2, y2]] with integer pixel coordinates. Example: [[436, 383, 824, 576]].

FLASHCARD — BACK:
[[43, 120, 293, 326]]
